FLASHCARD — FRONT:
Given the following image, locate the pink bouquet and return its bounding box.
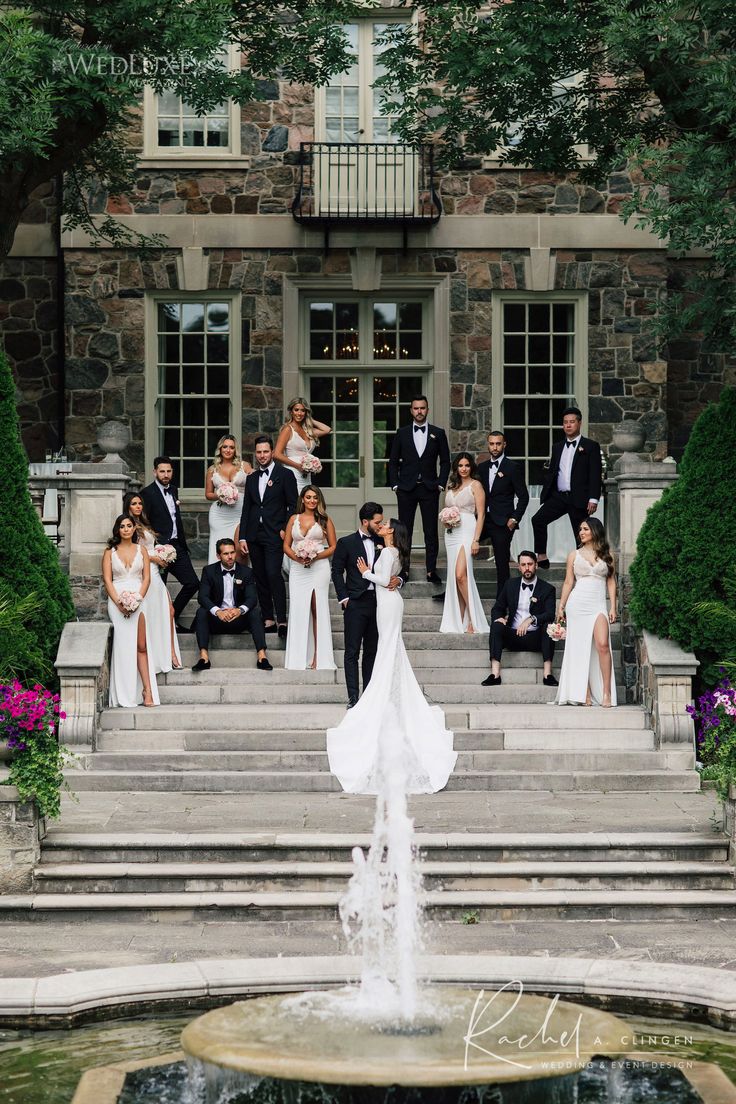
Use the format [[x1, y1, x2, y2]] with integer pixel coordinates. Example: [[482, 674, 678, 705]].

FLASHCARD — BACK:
[[118, 590, 142, 615], [216, 481, 239, 506], [547, 621, 567, 642], [301, 455, 322, 475], [153, 543, 177, 565], [439, 506, 461, 530], [294, 537, 322, 564]]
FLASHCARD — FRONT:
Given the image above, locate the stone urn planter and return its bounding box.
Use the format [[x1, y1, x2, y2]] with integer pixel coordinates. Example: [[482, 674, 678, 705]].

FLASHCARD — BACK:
[[97, 420, 131, 463], [612, 420, 647, 453]]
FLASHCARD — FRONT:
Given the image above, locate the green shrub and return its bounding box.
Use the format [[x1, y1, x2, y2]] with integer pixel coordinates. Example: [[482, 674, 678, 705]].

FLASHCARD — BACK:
[[0, 585, 50, 684], [0, 350, 74, 680], [630, 388, 736, 670]]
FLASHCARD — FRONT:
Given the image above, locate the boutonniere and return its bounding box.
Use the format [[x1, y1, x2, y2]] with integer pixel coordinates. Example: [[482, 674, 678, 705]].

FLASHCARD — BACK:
[[235, 579, 242, 586], [175, 500, 181, 507], [531, 596, 538, 604], [430, 433, 436, 439], [497, 471, 504, 478], [267, 479, 273, 487], [578, 447, 584, 454]]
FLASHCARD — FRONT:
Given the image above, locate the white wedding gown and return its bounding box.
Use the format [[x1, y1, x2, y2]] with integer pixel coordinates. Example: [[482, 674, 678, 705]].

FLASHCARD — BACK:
[[439, 483, 489, 634], [556, 552, 617, 707], [284, 518, 336, 671], [327, 546, 457, 794], [208, 468, 248, 563], [108, 547, 160, 709], [140, 529, 181, 675]]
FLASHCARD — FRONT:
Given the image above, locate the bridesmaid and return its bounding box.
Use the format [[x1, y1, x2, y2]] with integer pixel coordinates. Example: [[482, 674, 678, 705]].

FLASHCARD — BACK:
[[283, 486, 337, 670], [439, 453, 489, 635], [274, 397, 331, 494], [123, 492, 181, 674], [204, 435, 253, 564], [102, 514, 159, 708]]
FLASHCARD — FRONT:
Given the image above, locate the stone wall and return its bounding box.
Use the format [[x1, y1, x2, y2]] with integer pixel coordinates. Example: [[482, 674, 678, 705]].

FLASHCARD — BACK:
[[0, 784, 44, 892]]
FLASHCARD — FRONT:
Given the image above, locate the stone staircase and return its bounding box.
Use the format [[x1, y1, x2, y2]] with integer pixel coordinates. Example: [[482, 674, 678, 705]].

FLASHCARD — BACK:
[[4, 560, 733, 935]]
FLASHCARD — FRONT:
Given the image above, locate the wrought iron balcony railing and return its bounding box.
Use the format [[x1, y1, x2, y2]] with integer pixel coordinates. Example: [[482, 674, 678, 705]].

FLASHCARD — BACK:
[[292, 142, 442, 242]]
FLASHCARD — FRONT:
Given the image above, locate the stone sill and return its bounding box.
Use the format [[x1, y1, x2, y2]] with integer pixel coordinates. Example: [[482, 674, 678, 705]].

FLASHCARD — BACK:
[[137, 156, 252, 170], [642, 629, 698, 675]]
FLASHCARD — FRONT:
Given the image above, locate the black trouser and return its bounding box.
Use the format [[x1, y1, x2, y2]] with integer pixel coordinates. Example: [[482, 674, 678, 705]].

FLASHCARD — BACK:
[[248, 531, 287, 624], [396, 484, 440, 574], [162, 539, 199, 621], [532, 492, 588, 555], [342, 591, 378, 701], [195, 606, 267, 653], [484, 518, 514, 596], [490, 621, 555, 664]]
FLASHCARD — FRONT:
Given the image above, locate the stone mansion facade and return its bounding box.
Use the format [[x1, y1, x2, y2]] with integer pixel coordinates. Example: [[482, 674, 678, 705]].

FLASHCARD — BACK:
[[1, 10, 732, 547]]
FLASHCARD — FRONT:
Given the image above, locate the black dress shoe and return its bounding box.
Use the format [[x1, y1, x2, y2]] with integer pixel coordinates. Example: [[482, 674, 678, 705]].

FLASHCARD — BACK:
[[277, 624, 288, 640], [537, 559, 551, 571], [347, 696, 358, 709], [191, 658, 211, 672], [481, 674, 502, 686], [264, 623, 278, 633], [426, 572, 443, 585], [543, 674, 559, 687], [432, 591, 446, 602], [257, 657, 273, 671], [176, 622, 195, 634]]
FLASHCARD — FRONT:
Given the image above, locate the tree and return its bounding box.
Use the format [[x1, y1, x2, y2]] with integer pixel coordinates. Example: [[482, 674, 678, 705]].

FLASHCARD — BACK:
[[378, 1, 736, 348], [0, 350, 75, 677], [0, 0, 359, 257], [629, 387, 736, 674]]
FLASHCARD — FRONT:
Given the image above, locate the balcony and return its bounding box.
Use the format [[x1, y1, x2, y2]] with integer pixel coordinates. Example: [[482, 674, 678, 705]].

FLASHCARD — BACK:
[[292, 142, 442, 246]]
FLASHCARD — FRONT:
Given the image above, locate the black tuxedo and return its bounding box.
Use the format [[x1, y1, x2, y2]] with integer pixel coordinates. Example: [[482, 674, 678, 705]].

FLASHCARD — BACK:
[[140, 480, 199, 622], [388, 422, 450, 574], [532, 435, 603, 553], [489, 575, 557, 664], [238, 463, 298, 624], [194, 562, 266, 653], [476, 456, 530, 595]]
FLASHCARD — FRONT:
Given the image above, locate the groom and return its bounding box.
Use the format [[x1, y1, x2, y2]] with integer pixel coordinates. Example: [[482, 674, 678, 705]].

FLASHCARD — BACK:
[[331, 502, 405, 709]]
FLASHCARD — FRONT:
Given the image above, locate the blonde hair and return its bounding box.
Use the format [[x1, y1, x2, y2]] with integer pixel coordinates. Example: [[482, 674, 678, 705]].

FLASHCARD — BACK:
[[285, 397, 317, 444], [212, 434, 242, 471]]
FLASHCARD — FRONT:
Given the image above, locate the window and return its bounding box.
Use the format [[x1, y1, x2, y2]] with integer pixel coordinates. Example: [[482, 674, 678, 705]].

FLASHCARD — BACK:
[[151, 298, 240, 493], [493, 295, 587, 485], [305, 298, 427, 363], [484, 72, 592, 166], [318, 18, 407, 143]]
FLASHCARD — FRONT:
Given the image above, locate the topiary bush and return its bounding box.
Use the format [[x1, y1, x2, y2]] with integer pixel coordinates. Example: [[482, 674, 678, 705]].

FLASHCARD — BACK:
[[630, 387, 736, 674], [0, 350, 74, 680]]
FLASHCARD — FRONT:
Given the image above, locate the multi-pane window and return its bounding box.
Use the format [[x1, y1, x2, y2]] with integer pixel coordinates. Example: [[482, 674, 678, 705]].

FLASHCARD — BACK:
[[320, 19, 405, 143], [156, 302, 232, 490], [309, 374, 360, 488], [501, 301, 577, 484], [307, 299, 425, 362], [372, 374, 424, 486], [156, 90, 230, 150]]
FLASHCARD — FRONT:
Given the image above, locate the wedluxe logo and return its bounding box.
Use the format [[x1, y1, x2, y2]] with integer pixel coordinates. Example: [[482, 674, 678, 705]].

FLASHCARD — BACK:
[[51, 53, 225, 77]]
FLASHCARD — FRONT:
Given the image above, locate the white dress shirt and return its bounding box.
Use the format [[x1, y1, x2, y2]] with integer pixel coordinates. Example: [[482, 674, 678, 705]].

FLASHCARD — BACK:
[[413, 422, 428, 458], [359, 529, 375, 591], [156, 480, 177, 539], [211, 568, 248, 616], [257, 462, 274, 502], [556, 435, 598, 502], [512, 578, 537, 630], [487, 453, 505, 493]]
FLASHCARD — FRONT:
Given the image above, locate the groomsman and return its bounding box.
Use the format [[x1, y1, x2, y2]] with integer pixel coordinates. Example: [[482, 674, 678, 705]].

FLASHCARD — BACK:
[[238, 435, 298, 639], [192, 539, 272, 671], [141, 455, 199, 632], [532, 407, 602, 570], [476, 430, 529, 596], [388, 396, 450, 583], [483, 551, 558, 687]]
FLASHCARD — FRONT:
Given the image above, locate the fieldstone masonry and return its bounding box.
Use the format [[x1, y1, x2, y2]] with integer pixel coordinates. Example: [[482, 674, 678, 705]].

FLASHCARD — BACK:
[[0, 784, 44, 892]]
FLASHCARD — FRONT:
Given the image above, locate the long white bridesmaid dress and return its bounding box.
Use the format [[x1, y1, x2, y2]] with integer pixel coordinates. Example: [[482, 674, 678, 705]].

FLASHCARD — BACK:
[[439, 483, 489, 634], [284, 518, 336, 670], [284, 427, 318, 494], [208, 467, 248, 563], [139, 529, 181, 674], [327, 546, 457, 794], [107, 547, 160, 708], [556, 552, 617, 707]]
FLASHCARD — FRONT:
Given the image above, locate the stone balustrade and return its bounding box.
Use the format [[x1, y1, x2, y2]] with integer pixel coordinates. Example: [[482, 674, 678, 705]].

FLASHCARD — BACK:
[[55, 621, 112, 749], [636, 629, 698, 749]]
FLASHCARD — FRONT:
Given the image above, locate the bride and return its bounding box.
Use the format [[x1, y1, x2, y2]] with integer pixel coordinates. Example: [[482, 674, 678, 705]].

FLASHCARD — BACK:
[[556, 517, 618, 707], [326, 518, 457, 794]]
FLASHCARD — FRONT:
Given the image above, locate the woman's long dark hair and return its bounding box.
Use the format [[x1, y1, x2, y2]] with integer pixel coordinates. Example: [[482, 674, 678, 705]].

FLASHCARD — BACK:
[[107, 514, 139, 550], [123, 492, 157, 539], [296, 486, 329, 536], [583, 516, 614, 576], [447, 451, 477, 490], [389, 518, 411, 576]]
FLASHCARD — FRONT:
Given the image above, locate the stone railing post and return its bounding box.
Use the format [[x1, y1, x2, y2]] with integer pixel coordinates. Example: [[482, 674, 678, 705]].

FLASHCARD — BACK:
[[606, 453, 679, 577], [0, 783, 45, 891], [637, 629, 699, 749], [55, 622, 113, 750]]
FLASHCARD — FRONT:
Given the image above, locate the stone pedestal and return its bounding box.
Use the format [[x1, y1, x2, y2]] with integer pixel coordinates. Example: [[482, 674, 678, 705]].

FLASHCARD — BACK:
[[0, 780, 45, 891], [55, 622, 112, 749], [637, 630, 699, 749], [605, 453, 679, 576]]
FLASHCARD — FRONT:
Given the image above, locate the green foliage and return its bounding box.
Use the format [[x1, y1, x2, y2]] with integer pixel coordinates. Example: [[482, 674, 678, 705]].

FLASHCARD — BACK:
[[0, 351, 75, 679], [0, 586, 51, 685], [1, 681, 72, 819], [0, 1, 362, 256], [379, 1, 736, 348], [630, 388, 736, 663], [688, 677, 736, 802]]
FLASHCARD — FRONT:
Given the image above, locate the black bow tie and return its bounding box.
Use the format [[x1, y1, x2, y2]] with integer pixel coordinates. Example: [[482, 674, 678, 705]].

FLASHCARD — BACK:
[[162, 486, 172, 494], [522, 582, 533, 591], [491, 460, 499, 469], [565, 440, 576, 448], [259, 468, 270, 477], [361, 533, 374, 542], [414, 425, 426, 433], [222, 569, 235, 576]]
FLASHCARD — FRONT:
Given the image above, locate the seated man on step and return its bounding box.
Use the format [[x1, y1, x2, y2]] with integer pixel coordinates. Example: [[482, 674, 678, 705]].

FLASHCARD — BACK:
[[483, 550, 558, 688], [192, 539, 273, 672]]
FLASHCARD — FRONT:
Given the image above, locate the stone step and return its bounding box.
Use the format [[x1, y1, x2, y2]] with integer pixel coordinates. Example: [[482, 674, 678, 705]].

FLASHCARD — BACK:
[[174, 630, 620, 651], [32, 858, 735, 894], [162, 665, 620, 688], [171, 646, 621, 669], [63, 767, 699, 793], [73, 749, 694, 773], [42, 831, 729, 865], [98, 702, 650, 731], [4, 888, 736, 922]]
